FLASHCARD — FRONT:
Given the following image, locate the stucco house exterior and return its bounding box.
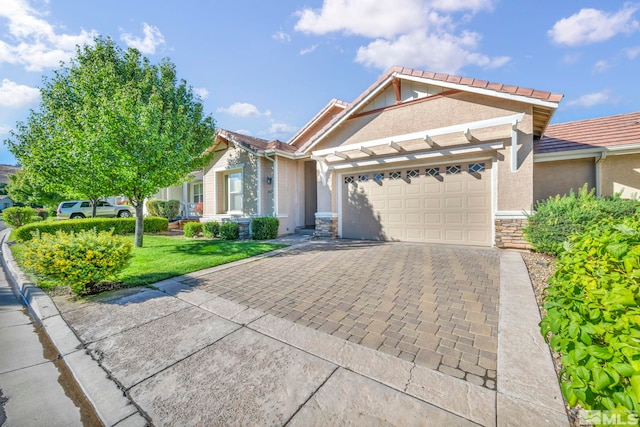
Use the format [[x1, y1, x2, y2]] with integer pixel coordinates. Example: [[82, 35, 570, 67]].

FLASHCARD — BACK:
[[161, 66, 640, 248]]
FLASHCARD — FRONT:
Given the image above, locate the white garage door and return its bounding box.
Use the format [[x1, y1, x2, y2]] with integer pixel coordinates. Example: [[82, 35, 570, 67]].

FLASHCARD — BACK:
[[341, 161, 492, 246]]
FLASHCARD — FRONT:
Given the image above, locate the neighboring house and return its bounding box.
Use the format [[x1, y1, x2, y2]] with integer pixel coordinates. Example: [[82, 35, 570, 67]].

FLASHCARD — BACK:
[[534, 112, 640, 201], [147, 170, 204, 218], [0, 195, 14, 212], [159, 66, 639, 248]]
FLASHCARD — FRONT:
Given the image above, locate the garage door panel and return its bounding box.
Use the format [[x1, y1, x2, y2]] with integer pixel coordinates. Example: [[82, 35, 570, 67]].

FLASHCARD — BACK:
[[342, 162, 492, 246], [406, 198, 421, 209], [467, 196, 489, 208], [445, 197, 463, 209]]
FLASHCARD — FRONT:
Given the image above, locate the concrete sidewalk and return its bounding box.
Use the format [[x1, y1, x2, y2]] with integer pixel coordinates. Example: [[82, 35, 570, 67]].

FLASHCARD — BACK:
[[0, 257, 93, 426], [1, 229, 568, 426]]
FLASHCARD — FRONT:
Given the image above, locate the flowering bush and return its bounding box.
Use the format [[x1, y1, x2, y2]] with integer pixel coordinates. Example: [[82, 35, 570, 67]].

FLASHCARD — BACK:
[[194, 202, 203, 216], [20, 229, 133, 294]]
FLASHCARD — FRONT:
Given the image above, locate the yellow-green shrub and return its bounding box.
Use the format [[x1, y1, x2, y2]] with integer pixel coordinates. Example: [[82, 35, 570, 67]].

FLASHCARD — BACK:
[[20, 229, 133, 294], [183, 222, 202, 238]]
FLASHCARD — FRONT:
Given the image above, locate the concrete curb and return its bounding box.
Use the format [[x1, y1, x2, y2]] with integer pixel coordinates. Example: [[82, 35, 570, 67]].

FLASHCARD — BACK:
[[497, 250, 568, 426], [0, 229, 146, 426]]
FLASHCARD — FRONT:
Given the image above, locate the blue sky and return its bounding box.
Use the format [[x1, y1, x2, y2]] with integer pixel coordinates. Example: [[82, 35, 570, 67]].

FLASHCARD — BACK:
[[0, 0, 639, 165]]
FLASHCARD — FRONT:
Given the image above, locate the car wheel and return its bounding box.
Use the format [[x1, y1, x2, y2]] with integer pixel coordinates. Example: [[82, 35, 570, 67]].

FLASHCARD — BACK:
[[70, 213, 85, 219], [118, 210, 132, 218]]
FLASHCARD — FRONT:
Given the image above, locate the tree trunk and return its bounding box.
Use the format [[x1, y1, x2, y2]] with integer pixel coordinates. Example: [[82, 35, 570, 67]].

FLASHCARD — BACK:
[[134, 203, 144, 247], [91, 197, 98, 218]]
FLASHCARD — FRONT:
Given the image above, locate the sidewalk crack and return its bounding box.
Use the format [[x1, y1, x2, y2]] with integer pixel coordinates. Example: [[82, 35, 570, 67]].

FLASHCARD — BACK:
[[404, 363, 416, 393]]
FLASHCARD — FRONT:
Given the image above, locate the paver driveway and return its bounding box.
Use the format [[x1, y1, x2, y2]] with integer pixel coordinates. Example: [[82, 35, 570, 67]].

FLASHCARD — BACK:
[[183, 239, 500, 389]]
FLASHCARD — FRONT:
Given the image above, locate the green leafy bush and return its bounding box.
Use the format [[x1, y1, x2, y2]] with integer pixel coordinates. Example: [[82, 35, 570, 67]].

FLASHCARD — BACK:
[[525, 185, 640, 255], [14, 217, 169, 241], [252, 217, 279, 240], [20, 229, 133, 294], [540, 216, 640, 411], [202, 221, 219, 238], [146, 199, 181, 219], [3, 206, 38, 228], [183, 222, 202, 238], [219, 222, 239, 240]]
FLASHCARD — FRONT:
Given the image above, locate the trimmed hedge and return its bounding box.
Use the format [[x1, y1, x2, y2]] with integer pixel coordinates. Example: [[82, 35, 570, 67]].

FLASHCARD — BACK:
[[183, 222, 202, 238], [202, 221, 220, 238], [525, 185, 640, 255], [14, 216, 169, 242], [252, 217, 279, 240], [219, 222, 239, 240]]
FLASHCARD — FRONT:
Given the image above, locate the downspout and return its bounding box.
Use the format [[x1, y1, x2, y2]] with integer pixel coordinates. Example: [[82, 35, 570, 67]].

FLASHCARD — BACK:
[[595, 149, 607, 197], [264, 153, 276, 216]]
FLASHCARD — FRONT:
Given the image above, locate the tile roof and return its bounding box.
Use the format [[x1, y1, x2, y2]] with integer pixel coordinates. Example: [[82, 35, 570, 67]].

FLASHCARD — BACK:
[[390, 66, 564, 103], [287, 98, 348, 146], [217, 130, 297, 154], [536, 111, 640, 154]]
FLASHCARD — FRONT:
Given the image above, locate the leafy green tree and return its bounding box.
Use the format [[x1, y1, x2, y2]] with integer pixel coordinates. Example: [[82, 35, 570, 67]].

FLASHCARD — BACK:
[[6, 37, 215, 246], [6, 170, 68, 208]]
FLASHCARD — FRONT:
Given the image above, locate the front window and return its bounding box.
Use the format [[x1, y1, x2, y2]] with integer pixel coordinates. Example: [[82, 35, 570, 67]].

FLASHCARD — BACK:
[[192, 183, 203, 203], [227, 172, 242, 212]]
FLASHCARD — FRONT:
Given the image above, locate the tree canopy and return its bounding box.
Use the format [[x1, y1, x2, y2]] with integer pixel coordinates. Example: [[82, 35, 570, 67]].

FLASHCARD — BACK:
[[5, 37, 215, 246]]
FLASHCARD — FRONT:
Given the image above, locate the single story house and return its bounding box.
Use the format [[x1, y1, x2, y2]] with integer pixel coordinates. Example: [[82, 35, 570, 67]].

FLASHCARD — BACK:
[[0, 195, 14, 211], [162, 66, 640, 248]]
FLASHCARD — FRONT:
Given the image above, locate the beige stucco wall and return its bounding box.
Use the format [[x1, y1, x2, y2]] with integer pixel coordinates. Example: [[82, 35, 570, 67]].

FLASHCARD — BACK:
[[601, 153, 640, 199], [316, 92, 527, 149], [260, 157, 275, 215], [201, 146, 259, 216], [533, 158, 596, 204], [313, 91, 536, 213], [275, 156, 300, 234]]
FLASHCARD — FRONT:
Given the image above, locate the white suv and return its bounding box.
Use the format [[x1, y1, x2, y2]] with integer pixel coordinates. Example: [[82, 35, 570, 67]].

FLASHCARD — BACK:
[[57, 200, 134, 219]]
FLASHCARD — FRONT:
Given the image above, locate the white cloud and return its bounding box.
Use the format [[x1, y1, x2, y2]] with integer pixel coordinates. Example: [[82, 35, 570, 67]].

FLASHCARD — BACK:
[[266, 121, 297, 135], [593, 60, 610, 73], [217, 102, 271, 118], [272, 31, 291, 42], [0, 125, 11, 136], [625, 46, 640, 59], [566, 90, 613, 108], [0, 0, 97, 71], [429, 0, 494, 13], [193, 87, 209, 100], [356, 30, 509, 73], [300, 44, 319, 55], [120, 23, 165, 54], [0, 78, 39, 107], [234, 129, 252, 136], [293, 0, 505, 74], [548, 4, 640, 46]]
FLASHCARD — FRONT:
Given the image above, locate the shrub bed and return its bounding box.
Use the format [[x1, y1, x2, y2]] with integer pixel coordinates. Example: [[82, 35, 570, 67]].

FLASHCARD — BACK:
[[540, 216, 640, 411], [525, 185, 640, 255], [183, 222, 202, 238], [20, 229, 132, 295], [3, 206, 38, 228], [14, 216, 169, 241], [145, 198, 180, 220], [251, 217, 279, 240], [219, 222, 239, 240], [202, 221, 219, 238]]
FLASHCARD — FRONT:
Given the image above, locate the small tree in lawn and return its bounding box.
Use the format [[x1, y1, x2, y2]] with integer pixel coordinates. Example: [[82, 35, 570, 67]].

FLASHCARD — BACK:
[[6, 37, 215, 246]]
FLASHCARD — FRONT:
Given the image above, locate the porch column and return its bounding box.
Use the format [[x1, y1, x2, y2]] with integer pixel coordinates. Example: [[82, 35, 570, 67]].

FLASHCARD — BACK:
[[182, 182, 188, 217]]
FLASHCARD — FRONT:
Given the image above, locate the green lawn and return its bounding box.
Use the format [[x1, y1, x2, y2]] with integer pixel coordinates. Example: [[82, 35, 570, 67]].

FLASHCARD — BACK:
[[119, 235, 286, 286]]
